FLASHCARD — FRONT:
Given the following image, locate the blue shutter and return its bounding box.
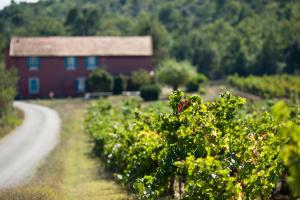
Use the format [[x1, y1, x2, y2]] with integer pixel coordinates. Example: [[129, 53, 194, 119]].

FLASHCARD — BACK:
[[84, 57, 88, 68], [74, 57, 78, 69], [32, 80, 37, 92], [29, 79, 32, 91], [64, 57, 67, 69], [27, 57, 31, 69], [30, 79, 38, 93]]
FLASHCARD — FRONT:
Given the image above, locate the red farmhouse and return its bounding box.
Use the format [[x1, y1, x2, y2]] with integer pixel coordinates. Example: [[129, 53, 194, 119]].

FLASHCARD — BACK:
[[4, 36, 153, 98]]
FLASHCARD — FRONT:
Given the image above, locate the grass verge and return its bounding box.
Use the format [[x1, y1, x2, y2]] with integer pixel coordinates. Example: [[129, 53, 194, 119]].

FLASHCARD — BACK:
[[0, 107, 24, 139]]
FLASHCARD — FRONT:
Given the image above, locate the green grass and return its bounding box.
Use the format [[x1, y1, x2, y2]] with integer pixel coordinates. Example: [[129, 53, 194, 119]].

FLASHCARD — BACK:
[[0, 186, 58, 200], [0, 107, 24, 139], [0, 98, 132, 200]]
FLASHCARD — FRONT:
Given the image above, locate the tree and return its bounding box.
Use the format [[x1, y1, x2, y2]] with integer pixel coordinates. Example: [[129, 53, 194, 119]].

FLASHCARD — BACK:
[[158, 5, 182, 31], [96, 14, 135, 36], [87, 69, 113, 92], [157, 59, 196, 90], [134, 14, 172, 65], [65, 7, 100, 35], [223, 37, 248, 76], [284, 39, 300, 74], [254, 33, 283, 75], [25, 16, 66, 36]]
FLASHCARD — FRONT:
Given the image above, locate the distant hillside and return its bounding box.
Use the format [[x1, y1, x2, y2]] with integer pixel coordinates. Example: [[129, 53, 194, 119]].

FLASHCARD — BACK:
[[1, 0, 300, 78]]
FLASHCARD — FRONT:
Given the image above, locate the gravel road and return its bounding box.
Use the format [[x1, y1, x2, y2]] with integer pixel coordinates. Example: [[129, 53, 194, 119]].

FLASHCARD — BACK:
[[0, 101, 61, 188]]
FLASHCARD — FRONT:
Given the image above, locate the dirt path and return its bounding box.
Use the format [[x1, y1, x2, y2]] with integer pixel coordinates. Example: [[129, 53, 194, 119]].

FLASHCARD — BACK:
[[202, 84, 261, 102], [0, 102, 61, 188], [161, 83, 261, 102]]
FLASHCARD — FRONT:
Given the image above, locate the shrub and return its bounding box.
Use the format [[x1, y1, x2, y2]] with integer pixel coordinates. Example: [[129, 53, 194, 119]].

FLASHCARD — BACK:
[[0, 66, 18, 118], [157, 59, 196, 90], [195, 73, 208, 84], [0, 107, 23, 138], [140, 84, 161, 101], [87, 69, 113, 92], [186, 73, 208, 92], [186, 79, 199, 92], [113, 75, 126, 95], [199, 87, 206, 94], [127, 69, 151, 91]]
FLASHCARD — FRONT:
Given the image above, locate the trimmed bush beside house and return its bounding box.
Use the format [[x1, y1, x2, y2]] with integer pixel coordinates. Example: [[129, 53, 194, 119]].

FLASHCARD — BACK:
[[140, 84, 160, 101], [113, 75, 126, 95], [87, 69, 113, 92]]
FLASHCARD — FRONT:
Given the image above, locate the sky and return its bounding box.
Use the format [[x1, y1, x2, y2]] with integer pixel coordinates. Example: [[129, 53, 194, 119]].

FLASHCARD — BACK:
[[0, 0, 39, 10]]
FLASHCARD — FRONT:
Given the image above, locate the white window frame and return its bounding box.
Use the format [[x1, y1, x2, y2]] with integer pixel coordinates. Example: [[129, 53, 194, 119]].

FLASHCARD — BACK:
[[28, 77, 39, 94], [86, 56, 97, 70], [28, 57, 39, 70], [66, 57, 76, 70], [76, 77, 86, 93]]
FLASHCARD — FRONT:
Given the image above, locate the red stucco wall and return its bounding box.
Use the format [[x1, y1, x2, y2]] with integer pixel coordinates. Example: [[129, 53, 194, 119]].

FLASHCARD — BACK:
[[4, 53, 153, 98]]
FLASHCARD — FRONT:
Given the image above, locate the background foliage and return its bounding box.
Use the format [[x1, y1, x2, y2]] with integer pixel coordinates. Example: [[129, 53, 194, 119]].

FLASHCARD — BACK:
[[1, 0, 300, 78]]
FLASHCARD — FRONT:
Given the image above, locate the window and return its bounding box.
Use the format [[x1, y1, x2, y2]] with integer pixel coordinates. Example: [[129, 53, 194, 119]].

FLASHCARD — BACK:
[[65, 57, 77, 70], [28, 57, 40, 70], [29, 78, 39, 94], [76, 77, 86, 93], [85, 56, 98, 70]]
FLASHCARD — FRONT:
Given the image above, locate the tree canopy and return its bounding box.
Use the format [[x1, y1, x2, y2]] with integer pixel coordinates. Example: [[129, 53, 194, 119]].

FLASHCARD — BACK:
[[1, 0, 300, 78], [157, 59, 196, 90]]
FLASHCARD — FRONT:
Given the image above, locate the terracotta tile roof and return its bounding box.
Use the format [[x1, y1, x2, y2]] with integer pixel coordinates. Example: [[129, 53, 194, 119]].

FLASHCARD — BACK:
[[9, 36, 153, 56]]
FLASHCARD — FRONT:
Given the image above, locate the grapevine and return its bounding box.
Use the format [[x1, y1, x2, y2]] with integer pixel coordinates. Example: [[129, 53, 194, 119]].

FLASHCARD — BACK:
[[85, 91, 299, 199]]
